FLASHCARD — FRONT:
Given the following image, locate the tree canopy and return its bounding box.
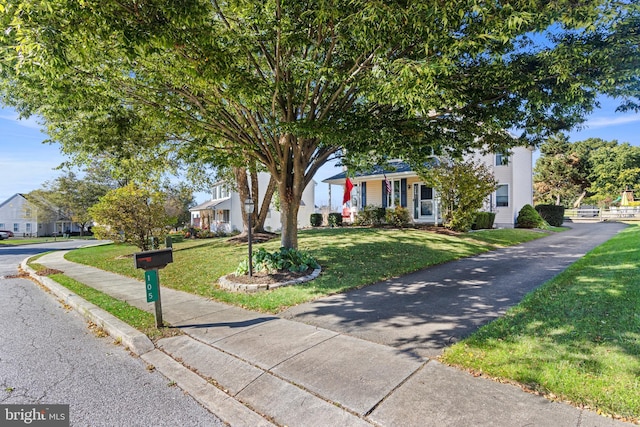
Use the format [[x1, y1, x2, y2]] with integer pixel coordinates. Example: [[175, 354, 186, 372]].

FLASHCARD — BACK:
[[1, 0, 638, 247], [534, 137, 640, 206]]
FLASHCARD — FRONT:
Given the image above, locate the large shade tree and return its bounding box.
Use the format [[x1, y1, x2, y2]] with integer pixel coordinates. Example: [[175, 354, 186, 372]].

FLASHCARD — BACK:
[[1, 0, 638, 248]]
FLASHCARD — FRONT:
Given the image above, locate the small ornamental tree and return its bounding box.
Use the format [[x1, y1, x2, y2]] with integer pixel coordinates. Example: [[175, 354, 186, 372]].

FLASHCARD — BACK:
[[89, 183, 171, 251], [418, 159, 497, 232]]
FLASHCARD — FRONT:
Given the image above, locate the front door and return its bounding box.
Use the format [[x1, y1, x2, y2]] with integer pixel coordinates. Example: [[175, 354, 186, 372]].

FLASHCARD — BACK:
[[413, 184, 434, 221]]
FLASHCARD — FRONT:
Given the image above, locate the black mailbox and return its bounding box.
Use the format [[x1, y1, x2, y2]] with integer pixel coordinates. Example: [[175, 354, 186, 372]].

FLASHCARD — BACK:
[[134, 248, 174, 270]]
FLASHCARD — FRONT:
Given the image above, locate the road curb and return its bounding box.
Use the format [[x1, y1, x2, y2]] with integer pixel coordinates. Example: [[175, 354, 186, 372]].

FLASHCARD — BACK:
[[20, 258, 155, 356]]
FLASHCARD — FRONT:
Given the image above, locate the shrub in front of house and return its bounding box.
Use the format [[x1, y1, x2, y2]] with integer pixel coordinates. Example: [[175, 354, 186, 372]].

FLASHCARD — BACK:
[[448, 210, 478, 232], [385, 206, 411, 228], [472, 212, 496, 230], [328, 212, 343, 227], [310, 213, 323, 227], [354, 206, 374, 226], [535, 204, 565, 227], [516, 204, 545, 228], [354, 205, 386, 226]]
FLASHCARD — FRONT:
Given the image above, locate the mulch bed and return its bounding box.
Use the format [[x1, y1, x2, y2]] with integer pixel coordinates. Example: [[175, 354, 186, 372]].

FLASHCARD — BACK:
[[227, 232, 279, 244]]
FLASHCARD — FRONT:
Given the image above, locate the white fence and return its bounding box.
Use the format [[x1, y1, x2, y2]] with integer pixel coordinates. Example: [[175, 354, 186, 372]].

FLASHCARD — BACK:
[[565, 207, 640, 221]]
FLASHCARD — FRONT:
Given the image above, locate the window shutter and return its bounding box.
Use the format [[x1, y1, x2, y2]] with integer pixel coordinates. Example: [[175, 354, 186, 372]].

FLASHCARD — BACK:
[[382, 180, 387, 208], [401, 178, 407, 207], [361, 182, 367, 207]]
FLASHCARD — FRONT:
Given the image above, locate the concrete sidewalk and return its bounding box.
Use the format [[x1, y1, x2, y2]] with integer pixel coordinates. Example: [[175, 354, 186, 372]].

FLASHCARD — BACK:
[[27, 229, 634, 427]]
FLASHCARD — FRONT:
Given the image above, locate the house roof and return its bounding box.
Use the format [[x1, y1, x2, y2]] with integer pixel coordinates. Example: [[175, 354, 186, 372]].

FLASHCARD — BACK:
[[190, 197, 232, 212], [0, 193, 27, 210], [322, 161, 416, 185]]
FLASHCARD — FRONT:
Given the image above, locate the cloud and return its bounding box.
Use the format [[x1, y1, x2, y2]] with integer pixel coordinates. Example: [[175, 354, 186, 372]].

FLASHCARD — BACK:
[[0, 112, 43, 130], [585, 115, 640, 129]]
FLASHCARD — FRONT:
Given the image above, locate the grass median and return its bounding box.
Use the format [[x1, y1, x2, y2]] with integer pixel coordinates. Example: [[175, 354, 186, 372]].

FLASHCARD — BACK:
[[64, 227, 549, 313], [28, 258, 177, 341], [441, 224, 640, 422]]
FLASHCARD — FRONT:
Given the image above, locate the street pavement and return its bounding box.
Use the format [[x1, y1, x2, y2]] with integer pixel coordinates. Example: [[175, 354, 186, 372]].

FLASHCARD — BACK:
[[1, 239, 224, 427], [23, 222, 636, 427]]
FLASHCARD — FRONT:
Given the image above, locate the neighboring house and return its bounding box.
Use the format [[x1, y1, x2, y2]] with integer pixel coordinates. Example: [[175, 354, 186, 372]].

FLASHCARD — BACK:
[[0, 194, 44, 237], [0, 193, 84, 237], [323, 146, 533, 228], [190, 173, 316, 232], [0, 193, 51, 237]]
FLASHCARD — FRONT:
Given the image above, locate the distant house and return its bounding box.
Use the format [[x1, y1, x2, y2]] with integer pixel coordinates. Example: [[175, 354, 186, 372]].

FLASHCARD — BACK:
[[190, 173, 316, 232], [0, 193, 83, 237], [323, 147, 533, 228]]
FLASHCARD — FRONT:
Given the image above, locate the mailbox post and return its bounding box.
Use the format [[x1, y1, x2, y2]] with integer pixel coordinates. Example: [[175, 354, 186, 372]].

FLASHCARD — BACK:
[[134, 248, 173, 328]]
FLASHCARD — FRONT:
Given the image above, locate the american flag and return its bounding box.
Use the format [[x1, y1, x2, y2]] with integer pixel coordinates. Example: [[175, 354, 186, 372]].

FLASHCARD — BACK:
[[384, 174, 392, 194]]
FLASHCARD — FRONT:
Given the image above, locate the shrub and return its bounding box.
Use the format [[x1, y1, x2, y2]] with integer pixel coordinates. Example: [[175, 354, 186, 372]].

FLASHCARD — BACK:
[[385, 206, 411, 228], [472, 212, 496, 230], [310, 213, 323, 227], [168, 233, 184, 243], [535, 204, 565, 227], [448, 210, 477, 232], [198, 230, 216, 238], [354, 205, 387, 226], [235, 247, 320, 275], [516, 204, 545, 228], [328, 212, 343, 227]]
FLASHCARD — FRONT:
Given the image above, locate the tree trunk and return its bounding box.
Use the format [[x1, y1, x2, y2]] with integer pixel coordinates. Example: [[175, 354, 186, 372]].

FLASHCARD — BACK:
[[277, 134, 306, 249], [254, 174, 276, 233], [233, 167, 277, 235], [280, 190, 301, 248]]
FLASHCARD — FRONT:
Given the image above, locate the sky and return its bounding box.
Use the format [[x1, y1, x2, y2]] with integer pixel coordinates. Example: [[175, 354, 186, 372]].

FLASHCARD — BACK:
[[1, 97, 639, 207]]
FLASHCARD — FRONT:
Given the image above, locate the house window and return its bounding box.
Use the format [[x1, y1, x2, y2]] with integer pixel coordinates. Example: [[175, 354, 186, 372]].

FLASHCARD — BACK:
[[25, 208, 32, 218], [26, 223, 32, 233], [496, 185, 509, 207], [385, 179, 403, 207], [13, 223, 19, 232], [393, 180, 401, 207], [0, 223, 4, 229], [222, 210, 230, 223], [496, 153, 509, 166], [213, 184, 230, 200]]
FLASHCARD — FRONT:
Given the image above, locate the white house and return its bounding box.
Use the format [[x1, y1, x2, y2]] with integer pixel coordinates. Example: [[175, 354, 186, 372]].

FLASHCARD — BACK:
[[323, 146, 534, 228], [0, 193, 52, 237], [190, 173, 316, 232]]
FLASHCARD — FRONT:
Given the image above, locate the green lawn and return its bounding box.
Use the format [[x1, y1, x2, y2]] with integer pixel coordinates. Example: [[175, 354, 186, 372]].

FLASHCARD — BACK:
[[0, 237, 66, 245], [441, 224, 640, 422], [65, 227, 547, 312]]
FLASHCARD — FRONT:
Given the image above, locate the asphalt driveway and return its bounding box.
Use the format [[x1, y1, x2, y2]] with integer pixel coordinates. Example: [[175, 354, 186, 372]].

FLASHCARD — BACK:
[[280, 222, 628, 358]]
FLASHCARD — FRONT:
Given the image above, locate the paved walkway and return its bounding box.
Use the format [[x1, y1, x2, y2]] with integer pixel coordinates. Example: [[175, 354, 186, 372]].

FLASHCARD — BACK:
[[30, 222, 634, 427]]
